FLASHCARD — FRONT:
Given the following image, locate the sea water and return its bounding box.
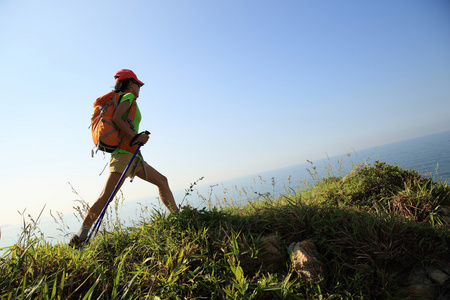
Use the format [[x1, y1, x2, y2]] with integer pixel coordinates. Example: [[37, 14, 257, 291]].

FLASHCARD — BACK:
[[182, 130, 450, 207], [1, 130, 449, 251]]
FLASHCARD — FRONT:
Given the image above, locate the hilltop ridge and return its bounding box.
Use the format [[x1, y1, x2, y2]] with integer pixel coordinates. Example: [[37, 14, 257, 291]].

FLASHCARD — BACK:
[[1, 161, 449, 299]]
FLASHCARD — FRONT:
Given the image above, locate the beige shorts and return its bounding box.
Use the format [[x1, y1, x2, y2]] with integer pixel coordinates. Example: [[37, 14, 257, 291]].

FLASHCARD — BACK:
[[109, 153, 149, 178]]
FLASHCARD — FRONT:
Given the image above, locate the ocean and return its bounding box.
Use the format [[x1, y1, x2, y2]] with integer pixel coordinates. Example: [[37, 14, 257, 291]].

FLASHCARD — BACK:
[[184, 130, 450, 207], [1, 130, 449, 251]]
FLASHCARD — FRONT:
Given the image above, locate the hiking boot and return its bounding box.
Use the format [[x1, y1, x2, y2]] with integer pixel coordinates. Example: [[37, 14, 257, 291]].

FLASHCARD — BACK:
[[68, 234, 86, 249]]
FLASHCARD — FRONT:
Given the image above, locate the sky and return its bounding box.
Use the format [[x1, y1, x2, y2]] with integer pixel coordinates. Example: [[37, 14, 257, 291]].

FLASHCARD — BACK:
[[1, 0, 449, 226]]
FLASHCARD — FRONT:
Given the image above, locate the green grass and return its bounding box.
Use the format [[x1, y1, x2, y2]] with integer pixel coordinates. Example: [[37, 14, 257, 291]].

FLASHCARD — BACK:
[[1, 161, 449, 299]]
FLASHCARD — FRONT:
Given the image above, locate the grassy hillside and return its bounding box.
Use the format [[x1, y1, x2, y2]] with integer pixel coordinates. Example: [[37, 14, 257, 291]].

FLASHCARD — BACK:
[[1, 161, 449, 299]]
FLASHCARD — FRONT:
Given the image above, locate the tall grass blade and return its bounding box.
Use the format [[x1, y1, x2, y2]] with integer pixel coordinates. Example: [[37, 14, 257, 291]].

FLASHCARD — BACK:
[[82, 274, 101, 300], [120, 270, 142, 299], [50, 271, 58, 299], [111, 254, 126, 298]]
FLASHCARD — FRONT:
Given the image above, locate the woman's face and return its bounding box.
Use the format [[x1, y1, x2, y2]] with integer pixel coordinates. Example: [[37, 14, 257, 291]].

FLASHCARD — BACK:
[[131, 81, 141, 98]]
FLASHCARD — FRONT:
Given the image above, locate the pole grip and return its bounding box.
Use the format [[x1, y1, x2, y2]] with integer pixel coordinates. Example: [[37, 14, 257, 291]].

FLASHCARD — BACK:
[[129, 130, 151, 147]]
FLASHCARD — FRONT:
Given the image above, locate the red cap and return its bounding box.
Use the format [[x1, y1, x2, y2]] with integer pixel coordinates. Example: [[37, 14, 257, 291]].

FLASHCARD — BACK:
[[114, 69, 145, 86]]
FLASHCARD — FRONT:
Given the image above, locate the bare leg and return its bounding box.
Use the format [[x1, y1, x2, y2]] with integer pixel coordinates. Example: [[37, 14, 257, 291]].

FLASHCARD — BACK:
[[82, 172, 123, 226], [136, 165, 178, 212]]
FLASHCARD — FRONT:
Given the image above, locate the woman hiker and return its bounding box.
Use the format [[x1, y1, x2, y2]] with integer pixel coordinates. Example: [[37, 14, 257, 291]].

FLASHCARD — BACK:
[[69, 69, 179, 248]]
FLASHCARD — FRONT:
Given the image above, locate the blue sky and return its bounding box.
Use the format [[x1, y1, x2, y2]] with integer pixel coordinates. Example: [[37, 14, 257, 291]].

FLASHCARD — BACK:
[[1, 0, 449, 225]]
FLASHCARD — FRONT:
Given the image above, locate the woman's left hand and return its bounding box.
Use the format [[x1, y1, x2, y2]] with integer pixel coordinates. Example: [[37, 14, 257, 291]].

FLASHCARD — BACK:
[[136, 133, 149, 145]]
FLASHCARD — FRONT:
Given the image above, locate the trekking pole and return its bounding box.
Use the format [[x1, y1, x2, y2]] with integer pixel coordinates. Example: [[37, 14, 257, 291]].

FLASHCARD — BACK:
[[81, 130, 150, 252]]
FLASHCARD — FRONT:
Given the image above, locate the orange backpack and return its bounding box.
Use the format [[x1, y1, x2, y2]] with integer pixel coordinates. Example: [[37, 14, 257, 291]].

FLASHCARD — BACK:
[[90, 92, 139, 154]]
